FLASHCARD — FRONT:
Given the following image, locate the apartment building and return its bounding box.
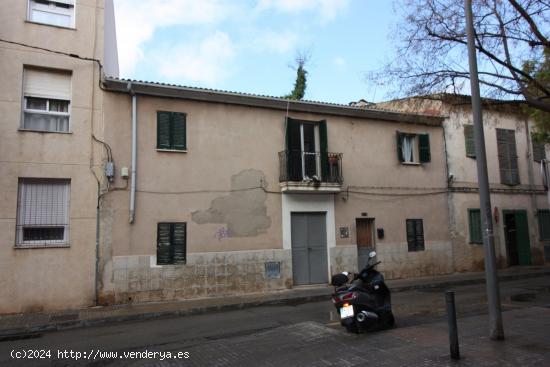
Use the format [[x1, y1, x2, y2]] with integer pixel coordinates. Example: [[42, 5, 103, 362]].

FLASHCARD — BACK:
[[0, 0, 118, 313], [377, 94, 550, 272], [96, 79, 452, 305]]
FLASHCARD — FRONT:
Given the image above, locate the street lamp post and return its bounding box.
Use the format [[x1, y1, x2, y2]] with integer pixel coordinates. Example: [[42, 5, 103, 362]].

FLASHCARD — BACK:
[[464, 0, 504, 340]]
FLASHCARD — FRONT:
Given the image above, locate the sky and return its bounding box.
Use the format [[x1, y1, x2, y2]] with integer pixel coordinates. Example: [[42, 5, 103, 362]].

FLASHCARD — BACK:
[[113, 0, 399, 105]]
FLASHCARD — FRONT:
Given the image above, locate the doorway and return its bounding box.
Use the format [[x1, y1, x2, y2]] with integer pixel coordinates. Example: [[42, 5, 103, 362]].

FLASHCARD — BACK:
[[291, 212, 328, 285], [356, 218, 375, 270], [503, 210, 531, 266]]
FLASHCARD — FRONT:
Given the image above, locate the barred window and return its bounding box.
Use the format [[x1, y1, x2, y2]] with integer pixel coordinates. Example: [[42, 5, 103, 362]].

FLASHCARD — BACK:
[[16, 179, 70, 247]]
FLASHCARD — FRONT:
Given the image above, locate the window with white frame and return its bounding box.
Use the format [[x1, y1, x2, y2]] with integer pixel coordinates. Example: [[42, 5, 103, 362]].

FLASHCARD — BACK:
[[16, 179, 70, 247], [28, 0, 75, 28], [22, 68, 71, 132]]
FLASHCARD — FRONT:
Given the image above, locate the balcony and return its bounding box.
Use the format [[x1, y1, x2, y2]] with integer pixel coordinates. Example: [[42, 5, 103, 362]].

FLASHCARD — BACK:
[[278, 150, 343, 193]]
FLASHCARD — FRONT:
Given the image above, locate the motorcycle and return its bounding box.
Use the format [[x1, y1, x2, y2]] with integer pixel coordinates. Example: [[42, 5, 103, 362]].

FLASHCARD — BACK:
[[331, 251, 395, 333]]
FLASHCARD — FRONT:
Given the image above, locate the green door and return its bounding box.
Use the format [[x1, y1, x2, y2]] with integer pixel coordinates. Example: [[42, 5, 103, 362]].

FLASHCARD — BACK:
[[504, 211, 531, 266], [515, 211, 532, 266]]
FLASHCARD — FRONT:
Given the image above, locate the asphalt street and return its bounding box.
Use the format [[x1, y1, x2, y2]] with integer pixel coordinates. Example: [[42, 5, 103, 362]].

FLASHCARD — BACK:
[[1, 276, 549, 366]]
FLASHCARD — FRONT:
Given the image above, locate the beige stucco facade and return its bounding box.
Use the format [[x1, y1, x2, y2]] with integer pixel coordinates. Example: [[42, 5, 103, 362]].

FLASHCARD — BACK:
[[377, 96, 550, 272], [97, 81, 452, 306], [4, 2, 547, 315], [0, 0, 117, 313]]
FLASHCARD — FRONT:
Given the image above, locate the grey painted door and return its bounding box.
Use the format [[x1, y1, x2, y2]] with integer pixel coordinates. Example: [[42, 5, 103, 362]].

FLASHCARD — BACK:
[[291, 212, 328, 285]]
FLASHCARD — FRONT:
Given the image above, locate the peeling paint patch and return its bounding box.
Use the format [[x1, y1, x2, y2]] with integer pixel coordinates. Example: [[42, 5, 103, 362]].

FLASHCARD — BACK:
[[192, 169, 271, 237]]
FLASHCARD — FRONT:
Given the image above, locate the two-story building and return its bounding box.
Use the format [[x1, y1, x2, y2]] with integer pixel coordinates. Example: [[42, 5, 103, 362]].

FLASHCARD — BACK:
[[377, 94, 550, 273], [0, 0, 118, 313], [96, 79, 452, 305]]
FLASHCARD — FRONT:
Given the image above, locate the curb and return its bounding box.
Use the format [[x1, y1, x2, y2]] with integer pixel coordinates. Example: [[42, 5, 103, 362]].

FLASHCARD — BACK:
[[1, 269, 549, 340]]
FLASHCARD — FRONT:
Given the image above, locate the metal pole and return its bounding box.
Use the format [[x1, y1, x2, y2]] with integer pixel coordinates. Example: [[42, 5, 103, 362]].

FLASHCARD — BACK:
[[445, 291, 460, 360], [464, 0, 504, 340]]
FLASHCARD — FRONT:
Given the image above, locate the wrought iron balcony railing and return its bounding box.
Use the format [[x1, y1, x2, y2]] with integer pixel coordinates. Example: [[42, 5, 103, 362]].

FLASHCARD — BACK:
[[278, 150, 343, 184]]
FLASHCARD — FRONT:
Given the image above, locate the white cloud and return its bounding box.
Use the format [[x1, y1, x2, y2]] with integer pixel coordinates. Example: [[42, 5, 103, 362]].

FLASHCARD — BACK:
[[152, 32, 235, 85], [253, 30, 300, 54], [114, 0, 237, 75], [333, 56, 346, 69], [256, 0, 350, 23]]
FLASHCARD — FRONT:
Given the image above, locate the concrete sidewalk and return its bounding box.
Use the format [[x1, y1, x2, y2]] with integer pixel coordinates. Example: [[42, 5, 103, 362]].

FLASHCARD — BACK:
[[170, 306, 550, 367], [1, 265, 549, 339]]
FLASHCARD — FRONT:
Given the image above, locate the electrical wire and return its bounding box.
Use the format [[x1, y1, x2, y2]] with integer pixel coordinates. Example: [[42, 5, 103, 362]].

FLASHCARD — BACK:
[[92, 134, 113, 162]]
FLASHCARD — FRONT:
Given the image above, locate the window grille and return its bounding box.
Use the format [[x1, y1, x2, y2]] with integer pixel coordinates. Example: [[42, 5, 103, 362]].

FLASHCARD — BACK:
[[16, 179, 70, 246]]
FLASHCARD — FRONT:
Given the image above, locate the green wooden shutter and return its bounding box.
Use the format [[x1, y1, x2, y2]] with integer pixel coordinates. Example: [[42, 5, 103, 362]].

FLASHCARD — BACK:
[[172, 223, 187, 264], [538, 210, 550, 240], [157, 111, 171, 149], [157, 223, 172, 265], [508, 130, 519, 185], [406, 219, 424, 251], [464, 125, 476, 158], [396, 131, 404, 162], [414, 219, 425, 251], [418, 134, 431, 163], [285, 117, 297, 181], [319, 120, 329, 179], [497, 128, 510, 184], [468, 209, 482, 244], [406, 219, 415, 251], [172, 112, 187, 150], [532, 134, 546, 162], [497, 129, 519, 185]]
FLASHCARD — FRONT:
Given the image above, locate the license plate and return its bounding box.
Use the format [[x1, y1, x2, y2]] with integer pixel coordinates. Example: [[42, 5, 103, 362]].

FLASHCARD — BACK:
[[340, 305, 354, 319]]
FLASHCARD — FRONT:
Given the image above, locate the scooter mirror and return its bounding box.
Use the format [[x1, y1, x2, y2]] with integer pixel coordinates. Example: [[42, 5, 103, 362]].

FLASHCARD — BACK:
[[368, 251, 377, 258]]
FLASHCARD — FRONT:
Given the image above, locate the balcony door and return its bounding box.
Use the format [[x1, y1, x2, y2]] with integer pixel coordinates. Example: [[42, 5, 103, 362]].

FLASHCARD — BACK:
[[286, 118, 327, 181]]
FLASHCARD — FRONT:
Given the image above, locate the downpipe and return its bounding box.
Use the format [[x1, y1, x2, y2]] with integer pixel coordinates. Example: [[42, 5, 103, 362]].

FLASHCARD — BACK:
[[128, 82, 137, 223]]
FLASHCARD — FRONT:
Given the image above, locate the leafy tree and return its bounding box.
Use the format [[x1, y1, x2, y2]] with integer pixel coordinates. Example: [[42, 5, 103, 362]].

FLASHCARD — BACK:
[[371, 0, 550, 128], [285, 53, 309, 100]]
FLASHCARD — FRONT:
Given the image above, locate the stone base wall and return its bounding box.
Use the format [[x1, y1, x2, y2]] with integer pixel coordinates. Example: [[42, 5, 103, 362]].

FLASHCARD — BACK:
[[330, 245, 359, 274], [375, 241, 454, 279], [101, 249, 292, 305]]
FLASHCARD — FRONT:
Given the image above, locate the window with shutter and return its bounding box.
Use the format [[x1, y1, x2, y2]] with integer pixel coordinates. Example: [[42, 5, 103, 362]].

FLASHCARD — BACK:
[[396, 132, 430, 164], [532, 135, 546, 162], [28, 0, 75, 28], [538, 210, 550, 241], [22, 68, 71, 132], [468, 209, 483, 244], [157, 222, 187, 265], [157, 111, 187, 151], [406, 219, 425, 251], [16, 178, 70, 247], [464, 125, 476, 158], [496, 128, 519, 185]]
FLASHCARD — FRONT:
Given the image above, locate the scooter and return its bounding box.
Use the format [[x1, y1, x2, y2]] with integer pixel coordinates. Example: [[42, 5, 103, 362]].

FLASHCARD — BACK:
[[331, 251, 395, 333]]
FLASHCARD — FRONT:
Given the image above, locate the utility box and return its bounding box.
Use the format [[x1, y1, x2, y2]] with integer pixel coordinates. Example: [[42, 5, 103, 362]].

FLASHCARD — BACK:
[[105, 162, 115, 181], [121, 166, 129, 179]]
